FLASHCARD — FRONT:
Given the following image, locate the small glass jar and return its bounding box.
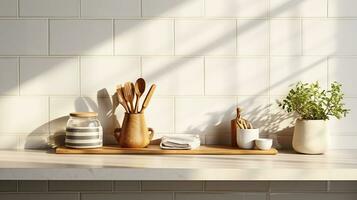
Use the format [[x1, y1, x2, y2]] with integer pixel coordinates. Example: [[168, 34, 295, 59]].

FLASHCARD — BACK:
[[65, 112, 103, 148]]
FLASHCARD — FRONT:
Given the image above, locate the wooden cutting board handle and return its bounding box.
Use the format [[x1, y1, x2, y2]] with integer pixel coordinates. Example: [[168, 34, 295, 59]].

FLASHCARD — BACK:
[[231, 120, 238, 147]]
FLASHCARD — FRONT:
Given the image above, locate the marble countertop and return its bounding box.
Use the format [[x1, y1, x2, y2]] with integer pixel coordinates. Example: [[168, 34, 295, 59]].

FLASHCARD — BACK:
[[0, 149, 356, 180]]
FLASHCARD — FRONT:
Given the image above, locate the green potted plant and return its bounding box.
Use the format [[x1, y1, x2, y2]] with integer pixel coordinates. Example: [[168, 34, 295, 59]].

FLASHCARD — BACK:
[[279, 81, 349, 154]]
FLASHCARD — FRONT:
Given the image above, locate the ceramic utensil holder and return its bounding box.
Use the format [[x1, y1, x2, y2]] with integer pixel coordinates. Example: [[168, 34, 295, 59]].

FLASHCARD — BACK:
[[236, 128, 259, 149], [114, 113, 154, 148]]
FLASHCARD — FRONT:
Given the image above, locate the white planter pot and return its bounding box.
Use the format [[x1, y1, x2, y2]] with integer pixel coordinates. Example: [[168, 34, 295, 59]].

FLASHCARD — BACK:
[[236, 128, 259, 149], [292, 119, 328, 154]]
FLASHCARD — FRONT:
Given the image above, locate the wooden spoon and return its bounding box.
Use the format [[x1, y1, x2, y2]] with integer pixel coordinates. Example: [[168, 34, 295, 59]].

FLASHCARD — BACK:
[[116, 85, 129, 113], [140, 84, 156, 113], [134, 78, 146, 113], [123, 82, 135, 113]]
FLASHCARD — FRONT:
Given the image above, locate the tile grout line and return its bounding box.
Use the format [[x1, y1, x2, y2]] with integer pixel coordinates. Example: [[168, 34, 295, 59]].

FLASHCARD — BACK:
[[47, 95, 51, 134], [140, 0, 143, 18], [79, 0, 82, 18], [300, 18, 303, 56], [326, 56, 329, 89], [267, 0, 272, 108], [173, 19, 176, 56], [140, 56, 143, 77], [17, 56, 20, 96], [173, 96, 176, 134], [78, 56, 82, 96], [203, 0, 205, 17], [235, 19, 238, 56], [203, 56, 206, 96], [17, 0, 19, 18], [112, 19, 115, 56], [48, 19, 50, 56]]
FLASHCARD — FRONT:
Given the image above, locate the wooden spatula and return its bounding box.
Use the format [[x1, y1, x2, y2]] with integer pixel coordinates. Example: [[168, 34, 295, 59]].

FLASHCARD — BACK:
[[123, 82, 135, 113], [116, 85, 130, 113], [140, 84, 156, 113]]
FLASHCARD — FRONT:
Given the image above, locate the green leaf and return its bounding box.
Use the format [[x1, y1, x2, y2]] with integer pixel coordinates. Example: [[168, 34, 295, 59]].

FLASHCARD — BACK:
[[278, 81, 350, 120]]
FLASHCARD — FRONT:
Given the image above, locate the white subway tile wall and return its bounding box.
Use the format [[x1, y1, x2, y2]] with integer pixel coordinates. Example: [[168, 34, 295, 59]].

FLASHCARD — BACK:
[[328, 0, 357, 17], [145, 97, 174, 133], [142, 56, 204, 95], [0, 58, 18, 95], [205, 0, 268, 17], [205, 57, 268, 95], [115, 20, 174, 55], [20, 57, 79, 95], [19, 0, 80, 17], [175, 97, 236, 135], [80, 56, 141, 95], [50, 20, 113, 55], [237, 20, 269, 55], [81, 0, 141, 18], [0, 0, 17, 17], [270, 56, 327, 95], [270, 19, 301, 55], [175, 20, 236, 55], [0, 20, 48, 55], [0, 97, 49, 133], [328, 57, 357, 97], [0, 0, 356, 149], [142, 0, 204, 17], [270, 0, 327, 17], [303, 19, 357, 55]]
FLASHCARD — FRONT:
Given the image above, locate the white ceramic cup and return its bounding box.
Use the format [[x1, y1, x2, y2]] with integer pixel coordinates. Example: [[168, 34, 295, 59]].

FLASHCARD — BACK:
[[255, 138, 273, 150], [236, 128, 259, 149]]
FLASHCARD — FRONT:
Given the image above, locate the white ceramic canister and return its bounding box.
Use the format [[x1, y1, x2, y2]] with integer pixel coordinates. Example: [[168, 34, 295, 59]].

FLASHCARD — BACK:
[[236, 128, 259, 149], [65, 112, 103, 148]]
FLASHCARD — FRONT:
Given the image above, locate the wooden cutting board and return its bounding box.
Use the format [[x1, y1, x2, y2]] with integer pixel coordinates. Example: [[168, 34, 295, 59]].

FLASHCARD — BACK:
[[56, 145, 278, 155]]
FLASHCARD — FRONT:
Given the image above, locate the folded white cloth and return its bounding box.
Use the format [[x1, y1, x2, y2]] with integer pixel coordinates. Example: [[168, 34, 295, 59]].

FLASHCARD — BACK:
[[160, 135, 201, 150]]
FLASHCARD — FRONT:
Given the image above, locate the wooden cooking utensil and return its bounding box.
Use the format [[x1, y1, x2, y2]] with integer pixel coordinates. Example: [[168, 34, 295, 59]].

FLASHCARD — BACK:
[[134, 78, 146, 113], [116, 85, 129, 113], [121, 86, 131, 113], [123, 82, 135, 113], [130, 82, 136, 111], [140, 84, 156, 113]]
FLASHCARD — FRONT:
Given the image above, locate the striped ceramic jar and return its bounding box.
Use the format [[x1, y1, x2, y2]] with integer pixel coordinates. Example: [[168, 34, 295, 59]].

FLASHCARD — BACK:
[[65, 112, 103, 148]]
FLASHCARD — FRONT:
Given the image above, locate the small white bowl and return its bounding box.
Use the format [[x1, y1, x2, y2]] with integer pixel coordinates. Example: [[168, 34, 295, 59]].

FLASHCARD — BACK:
[[255, 138, 273, 150]]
